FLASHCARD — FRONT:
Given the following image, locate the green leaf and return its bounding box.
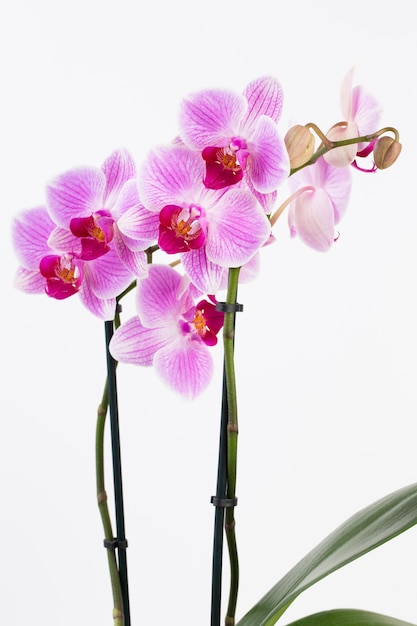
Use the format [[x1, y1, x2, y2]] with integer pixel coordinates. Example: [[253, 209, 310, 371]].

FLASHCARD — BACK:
[[236, 483, 417, 626], [285, 609, 417, 626]]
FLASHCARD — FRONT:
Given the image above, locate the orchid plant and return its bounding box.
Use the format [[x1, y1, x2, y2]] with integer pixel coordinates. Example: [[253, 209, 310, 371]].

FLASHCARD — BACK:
[[11, 69, 415, 626]]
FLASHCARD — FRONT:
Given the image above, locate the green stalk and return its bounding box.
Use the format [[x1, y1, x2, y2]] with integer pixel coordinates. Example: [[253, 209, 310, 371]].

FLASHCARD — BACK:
[[223, 267, 241, 626], [96, 379, 124, 625], [290, 126, 400, 175]]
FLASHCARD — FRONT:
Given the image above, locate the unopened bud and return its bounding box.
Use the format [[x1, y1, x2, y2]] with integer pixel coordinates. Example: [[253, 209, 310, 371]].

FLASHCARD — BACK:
[[284, 125, 315, 169], [373, 136, 402, 169]]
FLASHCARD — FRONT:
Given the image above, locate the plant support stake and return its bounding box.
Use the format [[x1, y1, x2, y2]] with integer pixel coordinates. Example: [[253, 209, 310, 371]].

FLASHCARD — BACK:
[[104, 320, 131, 626]]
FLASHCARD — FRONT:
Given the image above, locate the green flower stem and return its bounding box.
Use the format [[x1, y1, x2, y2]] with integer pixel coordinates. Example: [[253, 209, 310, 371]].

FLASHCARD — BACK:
[[96, 379, 124, 626], [223, 267, 241, 626], [290, 126, 400, 175]]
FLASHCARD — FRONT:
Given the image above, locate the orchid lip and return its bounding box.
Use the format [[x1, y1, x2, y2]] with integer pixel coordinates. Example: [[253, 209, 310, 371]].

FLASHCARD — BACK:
[[70, 213, 114, 259], [39, 253, 82, 300], [180, 299, 224, 346], [202, 146, 244, 190], [158, 204, 207, 254]]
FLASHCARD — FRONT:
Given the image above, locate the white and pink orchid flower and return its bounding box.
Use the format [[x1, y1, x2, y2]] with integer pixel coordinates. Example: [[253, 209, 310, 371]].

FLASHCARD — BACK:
[[46, 148, 158, 277], [138, 143, 271, 293], [178, 76, 290, 194], [324, 68, 382, 168], [287, 157, 352, 252], [109, 264, 225, 398]]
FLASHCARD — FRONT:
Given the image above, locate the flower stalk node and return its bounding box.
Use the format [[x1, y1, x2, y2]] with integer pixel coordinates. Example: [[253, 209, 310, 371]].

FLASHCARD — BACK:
[[112, 607, 124, 624], [97, 490, 108, 504]]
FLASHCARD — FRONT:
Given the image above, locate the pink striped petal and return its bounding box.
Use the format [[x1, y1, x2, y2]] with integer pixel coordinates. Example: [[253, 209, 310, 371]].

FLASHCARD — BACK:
[[78, 277, 116, 320], [111, 178, 141, 221], [101, 149, 136, 207], [47, 227, 82, 255], [112, 228, 148, 277], [136, 264, 193, 328], [241, 76, 284, 130], [109, 317, 171, 365], [182, 248, 227, 294], [117, 204, 159, 250], [290, 188, 335, 252], [179, 89, 246, 149], [139, 145, 207, 211], [154, 336, 213, 398], [14, 267, 46, 294], [12, 206, 55, 268], [206, 188, 271, 266], [84, 248, 134, 299], [47, 167, 106, 227], [247, 116, 290, 192]]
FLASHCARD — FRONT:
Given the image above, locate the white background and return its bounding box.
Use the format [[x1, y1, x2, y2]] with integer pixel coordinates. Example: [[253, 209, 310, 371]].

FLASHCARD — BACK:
[[1, 1, 416, 625]]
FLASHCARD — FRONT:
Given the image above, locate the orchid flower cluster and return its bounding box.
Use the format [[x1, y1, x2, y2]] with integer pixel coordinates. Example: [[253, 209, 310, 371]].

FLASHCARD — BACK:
[[12, 70, 412, 626], [11, 69, 401, 399]]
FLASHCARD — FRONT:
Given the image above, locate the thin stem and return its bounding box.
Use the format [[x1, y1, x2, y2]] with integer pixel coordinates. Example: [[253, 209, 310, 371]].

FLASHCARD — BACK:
[[211, 367, 229, 626], [104, 320, 131, 626], [96, 380, 124, 626], [223, 267, 241, 626], [291, 125, 400, 175]]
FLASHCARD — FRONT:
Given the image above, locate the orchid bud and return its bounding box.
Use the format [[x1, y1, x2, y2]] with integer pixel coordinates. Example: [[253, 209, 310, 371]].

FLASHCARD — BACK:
[[373, 136, 402, 169], [284, 125, 315, 169]]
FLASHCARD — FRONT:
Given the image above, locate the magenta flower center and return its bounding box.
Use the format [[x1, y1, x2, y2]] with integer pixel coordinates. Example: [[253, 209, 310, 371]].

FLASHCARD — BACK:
[[70, 211, 114, 260], [180, 299, 224, 346], [39, 253, 82, 300], [158, 204, 207, 254], [202, 137, 248, 190]]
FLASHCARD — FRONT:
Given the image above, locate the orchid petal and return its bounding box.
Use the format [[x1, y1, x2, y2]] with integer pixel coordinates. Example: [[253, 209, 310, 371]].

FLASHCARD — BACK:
[[13, 266, 46, 294], [117, 203, 159, 250], [109, 317, 171, 365], [206, 188, 271, 266], [78, 277, 116, 320], [182, 248, 227, 294], [47, 167, 106, 228], [352, 85, 382, 134], [239, 251, 261, 284], [154, 336, 213, 398], [339, 67, 355, 120], [112, 228, 148, 278], [11, 206, 55, 268], [110, 178, 141, 222], [318, 160, 352, 224], [291, 188, 335, 252], [323, 121, 358, 167], [84, 248, 134, 299], [247, 116, 290, 192], [136, 264, 193, 328], [179, 89, 247, 149], [101, 148, 136, 207], [138, 145, 206, 211], [241, 76, 284, 130], [47, 227, 82, 255]]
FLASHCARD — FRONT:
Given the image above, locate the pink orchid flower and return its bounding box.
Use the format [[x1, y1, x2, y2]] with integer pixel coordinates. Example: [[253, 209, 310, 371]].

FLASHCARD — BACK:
[[287, 157, 352, 252], [109, 264, 224, 398], [46, 149, 157, 277], [11, 205, 130, 319], [138, 144, 271, 293], [178, 76, 290, 194], [324, 68, 382, 168]]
